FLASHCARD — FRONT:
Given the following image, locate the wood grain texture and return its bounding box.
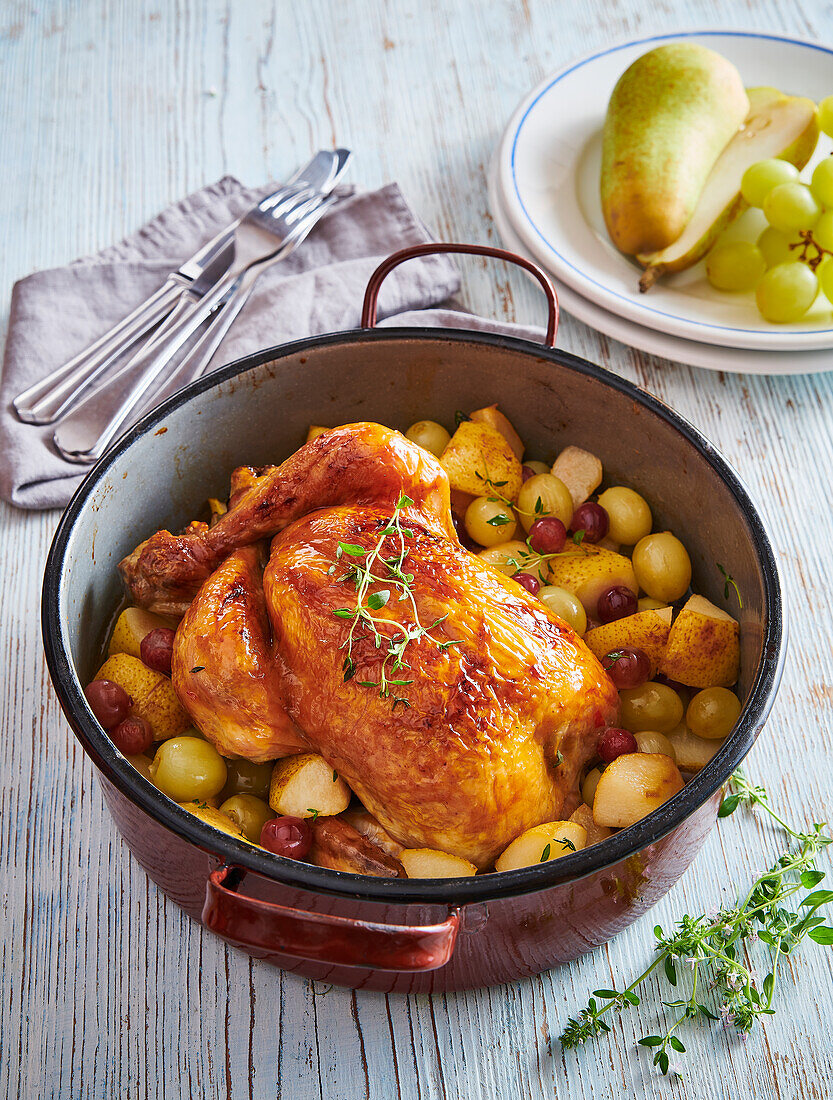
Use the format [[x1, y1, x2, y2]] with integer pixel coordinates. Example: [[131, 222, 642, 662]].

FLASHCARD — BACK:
[[2, 0, 833, 1097]]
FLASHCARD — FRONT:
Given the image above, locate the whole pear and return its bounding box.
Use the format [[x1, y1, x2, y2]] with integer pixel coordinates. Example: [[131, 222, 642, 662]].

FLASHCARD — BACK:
[[601, 44, 749, 255]]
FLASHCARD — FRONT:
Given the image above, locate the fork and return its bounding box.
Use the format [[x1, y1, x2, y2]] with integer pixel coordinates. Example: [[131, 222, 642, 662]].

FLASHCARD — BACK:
[[137, 194, 340, 415], [54, 186, 338, 464], [16, 149, 349, 425]]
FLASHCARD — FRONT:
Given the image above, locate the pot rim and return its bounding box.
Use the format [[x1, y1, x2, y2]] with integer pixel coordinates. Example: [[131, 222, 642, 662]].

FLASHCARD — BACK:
[[42, 327, 786, 906]]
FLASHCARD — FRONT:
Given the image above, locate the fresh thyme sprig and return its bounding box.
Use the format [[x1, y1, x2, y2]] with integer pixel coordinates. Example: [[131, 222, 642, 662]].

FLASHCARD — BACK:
[[331, 493, 459, 707], [717, 563, 744, 610], [559, 769, 833, 1077], [476, 467, 544, 523], [541, 836, 577, 862], [506, 532, 592, 584], [473, 457, 597, 581]]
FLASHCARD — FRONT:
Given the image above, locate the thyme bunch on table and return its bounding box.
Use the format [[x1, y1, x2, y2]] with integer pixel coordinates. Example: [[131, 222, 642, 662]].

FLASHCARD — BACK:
[[559, 770, 833, 1077]]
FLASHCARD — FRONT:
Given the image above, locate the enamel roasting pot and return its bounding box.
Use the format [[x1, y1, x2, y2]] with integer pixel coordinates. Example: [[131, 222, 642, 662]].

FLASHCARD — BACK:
[[42, 243, 785, 992]]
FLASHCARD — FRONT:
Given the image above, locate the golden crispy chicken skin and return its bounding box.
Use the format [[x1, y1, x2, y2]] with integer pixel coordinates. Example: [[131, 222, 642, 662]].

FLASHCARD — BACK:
[[120, 423, 454, 616], [134, 423, 618, 868], [171, 546, 305, 762], [263, 506, 617, 868]]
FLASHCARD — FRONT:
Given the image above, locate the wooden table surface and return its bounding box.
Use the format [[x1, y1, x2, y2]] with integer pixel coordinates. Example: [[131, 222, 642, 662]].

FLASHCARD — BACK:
[[2, 2, 833, 1097]]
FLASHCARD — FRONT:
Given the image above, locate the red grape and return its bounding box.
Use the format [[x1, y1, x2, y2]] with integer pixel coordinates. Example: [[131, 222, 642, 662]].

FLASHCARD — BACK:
[[514, 572, 541, 595], [85, 679, 132, 728], [261, 816, 313, 859], [110, 715, 153, 755], [597, 585, 637, 624], [140, 627, 176, 675], [597, 727, 638, 763], [603, 646, 651, 689], [521, 465, 537, 482], [528, 516, 567, 554], [571, 502, 609, 544]]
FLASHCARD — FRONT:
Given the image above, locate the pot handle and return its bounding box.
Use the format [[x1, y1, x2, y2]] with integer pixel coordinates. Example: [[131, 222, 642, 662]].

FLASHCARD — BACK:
[[360, 242, 559, 347], [203, 864, 461, 972]]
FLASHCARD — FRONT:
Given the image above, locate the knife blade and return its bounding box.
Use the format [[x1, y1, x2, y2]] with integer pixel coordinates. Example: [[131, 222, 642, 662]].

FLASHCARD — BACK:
[[12, 220, 243, 425]]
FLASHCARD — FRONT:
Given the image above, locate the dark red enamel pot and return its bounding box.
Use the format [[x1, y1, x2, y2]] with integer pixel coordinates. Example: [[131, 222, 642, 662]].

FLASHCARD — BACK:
[[42, 244, 785, 992]]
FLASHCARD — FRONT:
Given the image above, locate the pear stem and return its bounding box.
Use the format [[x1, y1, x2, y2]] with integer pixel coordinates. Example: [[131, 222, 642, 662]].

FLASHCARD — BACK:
[[638, 266, 662, 293]]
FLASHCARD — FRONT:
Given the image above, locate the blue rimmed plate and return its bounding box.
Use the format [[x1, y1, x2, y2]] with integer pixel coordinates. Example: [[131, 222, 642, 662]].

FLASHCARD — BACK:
[[495, 30, 833, 352]]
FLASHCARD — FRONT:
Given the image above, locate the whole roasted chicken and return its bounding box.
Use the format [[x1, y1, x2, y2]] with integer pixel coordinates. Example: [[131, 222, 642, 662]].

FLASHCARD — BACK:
[[120, 423, 618, 868]]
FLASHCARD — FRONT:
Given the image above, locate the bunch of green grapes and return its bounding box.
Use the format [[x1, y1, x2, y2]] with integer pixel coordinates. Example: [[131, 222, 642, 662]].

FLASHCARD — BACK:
[[705, 95, 833, 323]]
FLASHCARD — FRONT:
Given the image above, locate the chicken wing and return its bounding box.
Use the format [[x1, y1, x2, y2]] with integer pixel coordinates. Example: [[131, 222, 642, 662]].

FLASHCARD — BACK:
[[120, 423, 454, 616]]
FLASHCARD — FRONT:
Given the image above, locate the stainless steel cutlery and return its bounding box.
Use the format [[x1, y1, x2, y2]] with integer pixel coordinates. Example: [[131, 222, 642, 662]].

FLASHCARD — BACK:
[[13, 149, 352, 464]]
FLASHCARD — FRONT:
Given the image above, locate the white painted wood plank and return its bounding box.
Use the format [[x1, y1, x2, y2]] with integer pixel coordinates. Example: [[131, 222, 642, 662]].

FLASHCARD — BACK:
[[2, 1, 833, 1097]]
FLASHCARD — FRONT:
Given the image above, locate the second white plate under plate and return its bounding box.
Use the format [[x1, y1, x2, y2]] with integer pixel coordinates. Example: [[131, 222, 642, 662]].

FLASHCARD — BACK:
[[488, 155, 833, 375], [496, 29, 833, 353]]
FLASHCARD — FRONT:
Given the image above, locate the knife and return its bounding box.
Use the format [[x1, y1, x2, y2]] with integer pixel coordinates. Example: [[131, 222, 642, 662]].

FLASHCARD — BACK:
[[12, 221, 239, 425], [13, 150, 350, 425], [53, 153, 351, 463]]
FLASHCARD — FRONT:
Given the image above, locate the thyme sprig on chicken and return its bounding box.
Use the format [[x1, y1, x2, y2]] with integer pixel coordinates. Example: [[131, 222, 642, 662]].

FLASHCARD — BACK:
[[559, 769, 833, 1077], [331, 493, 459, 707]]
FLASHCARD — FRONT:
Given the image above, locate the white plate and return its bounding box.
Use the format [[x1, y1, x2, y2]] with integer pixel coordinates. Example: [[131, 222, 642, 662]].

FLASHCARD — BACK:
[[496, 30, 833, 352], [488, 156, 833, 375]]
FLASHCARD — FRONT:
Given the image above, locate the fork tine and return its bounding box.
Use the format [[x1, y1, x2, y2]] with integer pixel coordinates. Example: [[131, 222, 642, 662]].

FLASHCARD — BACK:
[[253, 149, 347, 219], [261, 185, 315, 219], [256, 184, 297, 213], [245, 188, 322, 233], [281, 192, 328, 227], [256, 182, 309, 215]]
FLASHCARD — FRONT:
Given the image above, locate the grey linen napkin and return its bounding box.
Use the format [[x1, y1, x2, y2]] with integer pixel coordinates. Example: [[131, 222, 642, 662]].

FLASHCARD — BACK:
[[0, 177, 468, 510]]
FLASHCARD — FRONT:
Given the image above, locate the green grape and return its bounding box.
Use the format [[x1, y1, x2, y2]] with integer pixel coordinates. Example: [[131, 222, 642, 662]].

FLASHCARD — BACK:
[[740, 158, 800, 207], [821, 258, 833, 303], [811, 158, 833, 207], [819, 96, 833, 139], [814, 210, 833, 253], [705, 241, 766, 291], [757, 226, 802, 268], [755, 262, 818, 322], [763, 182, 821, 233]]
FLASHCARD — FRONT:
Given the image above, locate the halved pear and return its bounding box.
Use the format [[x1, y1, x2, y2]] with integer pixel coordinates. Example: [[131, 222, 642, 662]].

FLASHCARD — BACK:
[[584, 605, 672, 677], [550, 445, 603, 509], [494, 820, 587, 872], [108, 606, 177, 659], [469, 404, 525, 461], [592, 753, 684, 828], [95, 653, 190, 741], [547, 545, 637, 618], [666, 722, 725, 772], [659, 595, 740, 688], [440, 420, 523, 500], [400, 849, 478, 878], [638, 87, 819, 290]]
